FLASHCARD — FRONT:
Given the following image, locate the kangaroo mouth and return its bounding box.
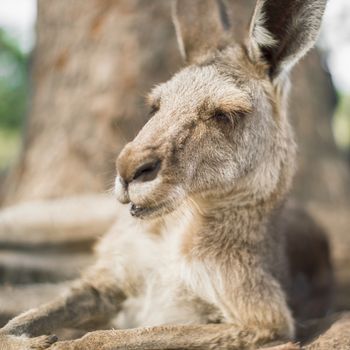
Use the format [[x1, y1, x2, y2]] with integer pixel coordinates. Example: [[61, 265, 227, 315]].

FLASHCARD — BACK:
[[130, 203, 165, 218], [127, 185, 186, 219]]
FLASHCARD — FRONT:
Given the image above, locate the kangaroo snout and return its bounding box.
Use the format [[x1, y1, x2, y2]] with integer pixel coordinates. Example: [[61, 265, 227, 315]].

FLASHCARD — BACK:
[[117, 144, 161, 185], [115, 142, 165, 210], [115, 138, 186, 219], [129, 158, 161, 184]]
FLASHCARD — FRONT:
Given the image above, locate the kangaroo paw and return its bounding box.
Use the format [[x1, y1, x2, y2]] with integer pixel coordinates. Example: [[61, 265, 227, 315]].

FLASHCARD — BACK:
[[28, 335, 58, 349]]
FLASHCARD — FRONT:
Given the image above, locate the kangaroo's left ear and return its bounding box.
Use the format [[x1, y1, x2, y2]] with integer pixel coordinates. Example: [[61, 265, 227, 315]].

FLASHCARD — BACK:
[[172, 0, 231, 63], [247, 0, 327, 79]]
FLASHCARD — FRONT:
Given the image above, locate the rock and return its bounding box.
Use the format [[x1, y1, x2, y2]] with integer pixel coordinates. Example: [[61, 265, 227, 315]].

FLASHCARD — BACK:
[[303, 312, 350, 349], [0, 195, 117, 250], [0, 250, 93, 284]]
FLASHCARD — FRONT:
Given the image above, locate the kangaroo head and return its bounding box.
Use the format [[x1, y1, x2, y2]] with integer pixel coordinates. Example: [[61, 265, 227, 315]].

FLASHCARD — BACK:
[[115, 0, 326, 219]]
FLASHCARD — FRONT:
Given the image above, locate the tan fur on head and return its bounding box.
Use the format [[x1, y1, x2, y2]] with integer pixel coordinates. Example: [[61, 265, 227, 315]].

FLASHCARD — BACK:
[[115, 44, 294, 220]]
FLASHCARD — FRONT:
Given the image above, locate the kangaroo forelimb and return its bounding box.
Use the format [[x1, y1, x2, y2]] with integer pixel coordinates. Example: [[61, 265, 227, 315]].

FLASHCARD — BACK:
[[49, 324, 300, 350], [1, 270, 125, 337]]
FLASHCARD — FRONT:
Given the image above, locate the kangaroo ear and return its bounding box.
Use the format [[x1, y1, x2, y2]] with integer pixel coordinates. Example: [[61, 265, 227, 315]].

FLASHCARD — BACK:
[[172, 0, 231, 63], [248, 0, 327, 79]]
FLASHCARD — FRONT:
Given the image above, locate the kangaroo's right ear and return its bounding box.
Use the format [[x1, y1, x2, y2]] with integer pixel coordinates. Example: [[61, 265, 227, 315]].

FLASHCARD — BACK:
[[172, 0, 231, 63], [247, 0, 327, 80]]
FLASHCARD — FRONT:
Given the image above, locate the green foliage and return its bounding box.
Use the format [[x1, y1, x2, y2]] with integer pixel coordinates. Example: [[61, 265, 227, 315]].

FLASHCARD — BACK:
[[333, 93, 350, 151], [0, 27, 28, 130], [0, 128, 20, 169], [0, 28, 27, 169]]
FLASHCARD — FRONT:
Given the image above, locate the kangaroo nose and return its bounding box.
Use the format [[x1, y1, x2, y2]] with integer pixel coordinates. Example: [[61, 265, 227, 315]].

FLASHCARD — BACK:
[[117, 143, 162, 185], [132, 159, 161, 183]]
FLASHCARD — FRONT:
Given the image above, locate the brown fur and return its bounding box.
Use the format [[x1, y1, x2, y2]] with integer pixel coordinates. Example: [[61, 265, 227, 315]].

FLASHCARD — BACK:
[[0, 0, 331, 349]]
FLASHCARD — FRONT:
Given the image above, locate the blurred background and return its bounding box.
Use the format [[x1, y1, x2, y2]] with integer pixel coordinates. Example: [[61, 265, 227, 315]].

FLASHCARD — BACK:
[[0, 0, 349, 339]]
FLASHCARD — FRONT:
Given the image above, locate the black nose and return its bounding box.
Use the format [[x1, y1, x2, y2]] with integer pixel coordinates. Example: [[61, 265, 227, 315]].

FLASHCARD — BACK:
[[132, 159, 161, 183]]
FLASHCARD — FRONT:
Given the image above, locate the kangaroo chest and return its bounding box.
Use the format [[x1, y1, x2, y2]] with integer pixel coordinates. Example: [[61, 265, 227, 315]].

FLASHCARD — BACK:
[[98, 212, 224, 329]]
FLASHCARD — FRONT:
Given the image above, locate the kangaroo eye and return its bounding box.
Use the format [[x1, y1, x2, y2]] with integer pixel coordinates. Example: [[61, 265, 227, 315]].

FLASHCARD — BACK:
[[212, 110, 231, 123], [149, 104, 160, 117]]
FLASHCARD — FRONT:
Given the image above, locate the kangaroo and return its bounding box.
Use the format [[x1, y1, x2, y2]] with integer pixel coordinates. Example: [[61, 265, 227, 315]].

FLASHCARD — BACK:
[[0, 0, 332, 349]]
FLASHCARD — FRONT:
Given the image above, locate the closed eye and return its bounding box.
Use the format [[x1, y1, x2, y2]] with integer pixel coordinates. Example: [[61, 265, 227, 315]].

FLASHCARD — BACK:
[[148, 104, 160, 118], [210, 108, 246, 124], [212, 110, 231, 123]]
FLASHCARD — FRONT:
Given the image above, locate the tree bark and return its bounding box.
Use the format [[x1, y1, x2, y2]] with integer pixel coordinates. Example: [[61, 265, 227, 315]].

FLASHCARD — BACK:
[[1, 0, 181, 205]]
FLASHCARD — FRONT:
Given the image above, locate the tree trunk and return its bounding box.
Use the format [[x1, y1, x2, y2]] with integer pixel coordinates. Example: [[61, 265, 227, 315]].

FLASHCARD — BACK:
[[1, 0, 181, 205]]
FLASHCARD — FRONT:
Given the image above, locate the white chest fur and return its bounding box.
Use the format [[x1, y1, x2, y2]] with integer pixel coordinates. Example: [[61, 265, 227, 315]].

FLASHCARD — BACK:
[[95, 204, 223, 329]]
